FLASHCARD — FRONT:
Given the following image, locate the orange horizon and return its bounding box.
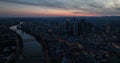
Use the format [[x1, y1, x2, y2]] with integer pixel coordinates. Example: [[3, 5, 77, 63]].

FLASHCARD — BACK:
[[0, 9, 103, 17]]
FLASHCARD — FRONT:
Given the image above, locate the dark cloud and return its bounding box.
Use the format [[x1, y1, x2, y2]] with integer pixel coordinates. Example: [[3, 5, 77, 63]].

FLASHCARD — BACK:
[[73, 12, 82, 14], [116, 8, 120, 10], [0, 0, 63, 8], [88, 3, 104, 9], [0, 0, 120, 16]]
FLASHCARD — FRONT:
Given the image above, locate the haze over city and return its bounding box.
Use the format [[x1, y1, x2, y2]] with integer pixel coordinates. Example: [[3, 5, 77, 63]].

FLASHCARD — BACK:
[[0, 0, 120, 63]]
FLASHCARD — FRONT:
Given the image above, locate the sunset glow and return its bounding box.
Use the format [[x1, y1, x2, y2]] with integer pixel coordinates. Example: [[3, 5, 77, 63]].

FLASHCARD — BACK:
[[0, 0, 120, 17]]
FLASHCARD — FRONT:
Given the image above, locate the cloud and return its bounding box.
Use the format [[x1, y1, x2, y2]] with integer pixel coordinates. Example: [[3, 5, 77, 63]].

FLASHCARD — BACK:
[[116, 8, 120, 11], [0, 0, 120, 16]]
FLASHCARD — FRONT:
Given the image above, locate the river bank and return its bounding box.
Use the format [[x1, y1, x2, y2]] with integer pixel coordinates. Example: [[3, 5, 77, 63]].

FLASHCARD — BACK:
[[20, 27, 49, 63], [0, 25, 23, 63], [10, 24, 44, 63]]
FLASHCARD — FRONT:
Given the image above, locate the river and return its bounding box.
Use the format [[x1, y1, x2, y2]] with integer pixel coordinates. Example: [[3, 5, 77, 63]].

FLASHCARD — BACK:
[[10, 24, 44, 63]]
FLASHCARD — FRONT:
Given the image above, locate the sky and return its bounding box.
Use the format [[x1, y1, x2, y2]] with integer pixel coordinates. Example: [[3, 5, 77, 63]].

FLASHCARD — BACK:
[[0, 0, 120, 17]]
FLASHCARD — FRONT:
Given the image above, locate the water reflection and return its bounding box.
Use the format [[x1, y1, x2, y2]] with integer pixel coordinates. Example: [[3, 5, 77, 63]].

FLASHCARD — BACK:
[[10, 24, 44, 63]]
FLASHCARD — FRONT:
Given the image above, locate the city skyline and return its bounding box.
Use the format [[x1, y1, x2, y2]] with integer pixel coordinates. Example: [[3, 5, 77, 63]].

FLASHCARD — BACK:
[[0, 0, 120, 17]]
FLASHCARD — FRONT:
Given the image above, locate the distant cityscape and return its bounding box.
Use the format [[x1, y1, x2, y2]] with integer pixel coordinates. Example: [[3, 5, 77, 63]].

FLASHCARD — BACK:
[[0, 17, 120, 63]]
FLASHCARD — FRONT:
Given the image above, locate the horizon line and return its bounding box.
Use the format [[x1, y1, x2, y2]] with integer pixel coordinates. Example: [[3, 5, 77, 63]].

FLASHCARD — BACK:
[[0, 16, 120, 18]]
